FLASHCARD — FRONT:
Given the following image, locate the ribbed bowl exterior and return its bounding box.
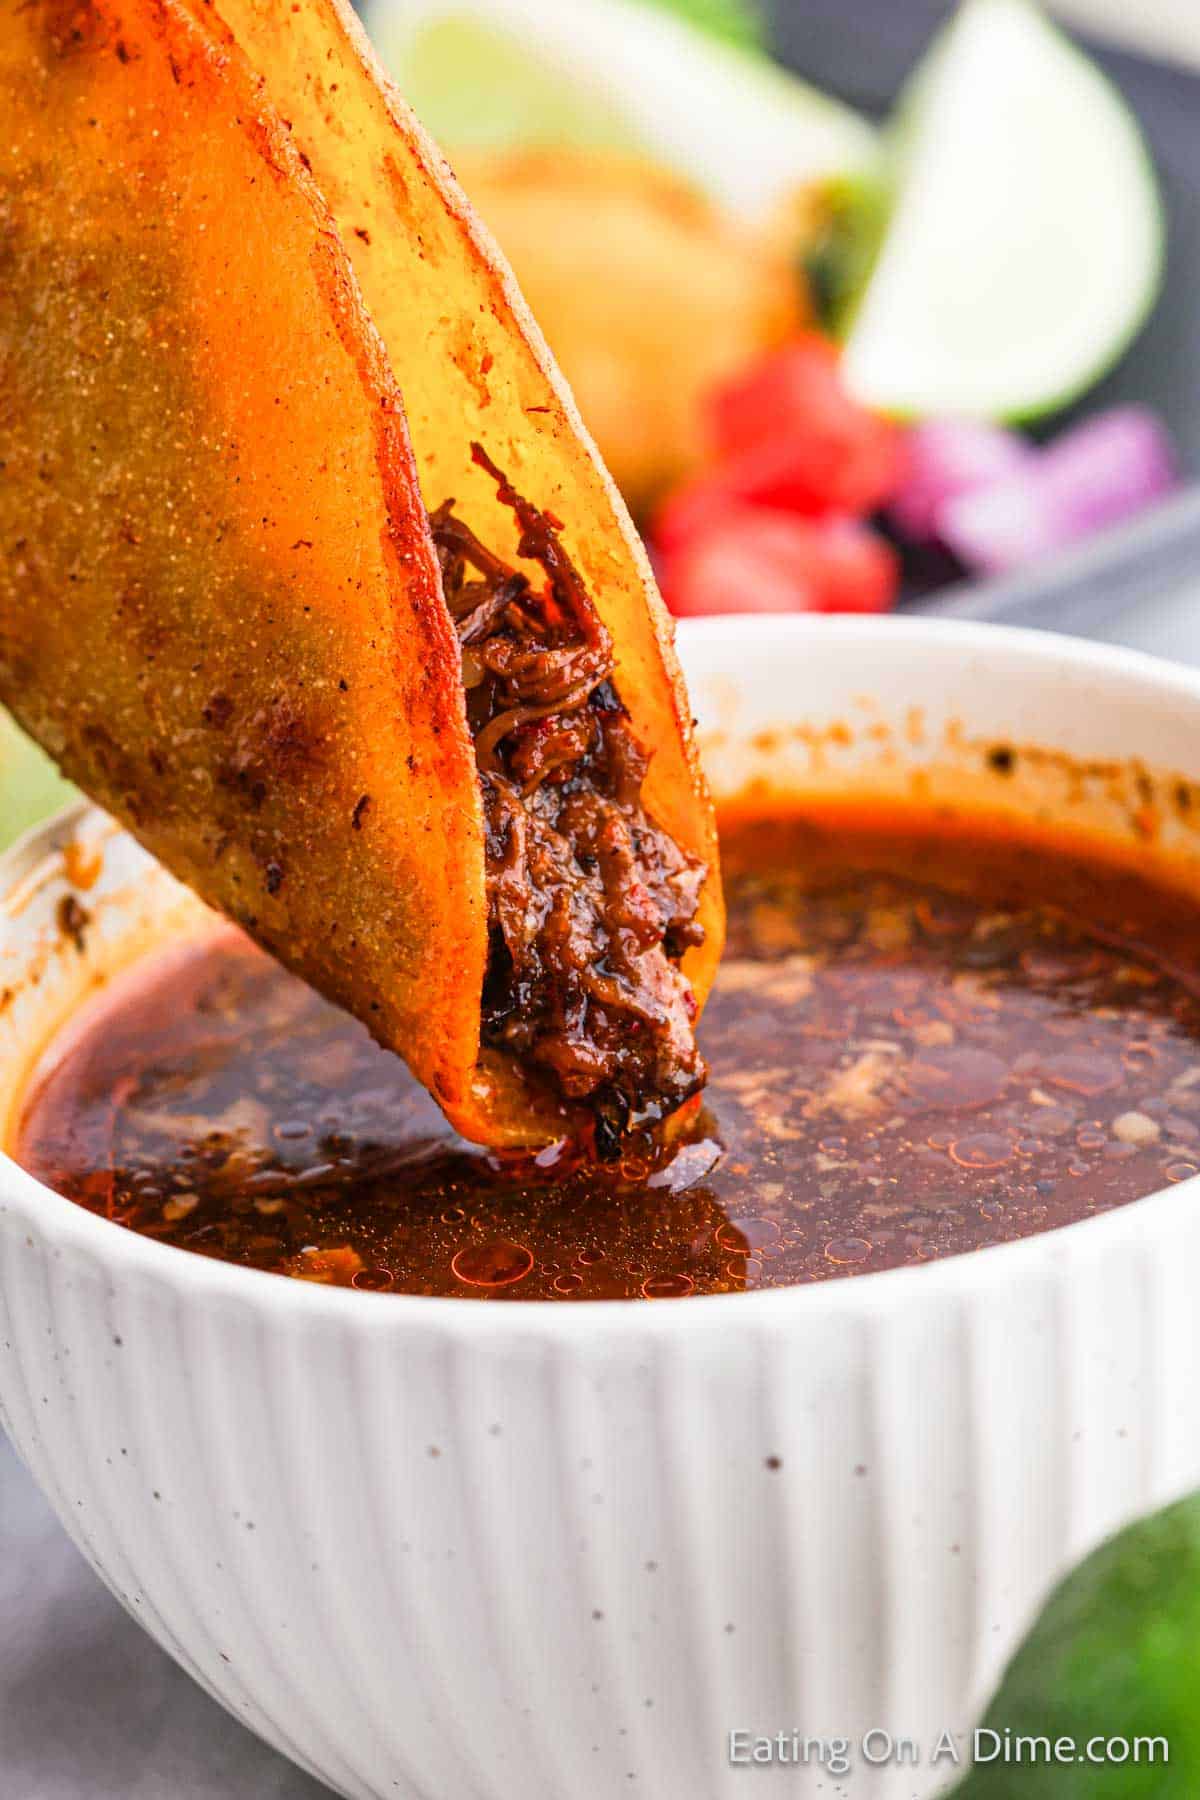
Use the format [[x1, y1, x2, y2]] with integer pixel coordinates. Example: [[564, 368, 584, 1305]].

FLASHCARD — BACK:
[[5, 1191, 1200, 1799], [4, 619, 1200, 1799]]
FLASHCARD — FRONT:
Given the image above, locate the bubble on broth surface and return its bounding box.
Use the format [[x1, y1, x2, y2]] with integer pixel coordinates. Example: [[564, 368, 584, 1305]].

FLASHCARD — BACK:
[[949, 1134, 1011, 1170], [451, 1240, 534, 1289], [824, 1237, 872, 1265]]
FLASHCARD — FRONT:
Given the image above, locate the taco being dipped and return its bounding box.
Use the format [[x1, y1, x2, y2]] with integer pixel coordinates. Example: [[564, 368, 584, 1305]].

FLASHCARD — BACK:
[[0, 0, 722, 1153]]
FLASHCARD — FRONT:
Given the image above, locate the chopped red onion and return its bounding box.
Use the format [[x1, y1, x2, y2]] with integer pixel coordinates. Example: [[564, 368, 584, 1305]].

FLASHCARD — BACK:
[[888, 418, 1032, 542], [939, 406, 1179, 576]]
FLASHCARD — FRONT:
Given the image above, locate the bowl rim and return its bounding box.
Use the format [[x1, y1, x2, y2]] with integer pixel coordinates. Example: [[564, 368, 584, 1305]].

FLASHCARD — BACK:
[[5, 610, 1200, 1336]]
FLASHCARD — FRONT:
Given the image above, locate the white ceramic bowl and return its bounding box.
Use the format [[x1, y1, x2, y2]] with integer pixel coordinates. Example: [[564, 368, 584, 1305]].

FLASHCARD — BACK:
[[4, 616, 1200, 1800]]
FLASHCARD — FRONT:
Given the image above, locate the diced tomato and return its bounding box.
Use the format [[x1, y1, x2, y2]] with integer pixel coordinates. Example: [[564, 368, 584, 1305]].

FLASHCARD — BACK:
[[655, 477, 748, 556], [661, 510, 819, 617], [804, 516, 899, 614], [660, 506, 898, 619], [703, 336, 906, 520], [653, 426, 905, 555]]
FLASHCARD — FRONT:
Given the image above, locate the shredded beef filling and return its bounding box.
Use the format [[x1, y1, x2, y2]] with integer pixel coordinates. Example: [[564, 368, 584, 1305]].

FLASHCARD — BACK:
[[429, 444, 707, 1155]]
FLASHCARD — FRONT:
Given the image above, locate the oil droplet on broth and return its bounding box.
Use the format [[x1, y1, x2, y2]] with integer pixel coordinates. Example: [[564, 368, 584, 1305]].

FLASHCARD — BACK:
[[905, 1047, 1007, 1111], [949, 1134, 1011, 1171], [642, 1273, 695, 1299], [352, 1267, 393, 1292], [1042, 1052, 1122, 1097], [451, 1240, 535, 1289], [825, 1237, 872, 1265], [715, 1217, 780, 1255]]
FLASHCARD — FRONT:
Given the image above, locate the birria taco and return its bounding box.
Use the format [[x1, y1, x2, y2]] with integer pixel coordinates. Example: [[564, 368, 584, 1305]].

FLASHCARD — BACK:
[[0, 0, 722, 1152]]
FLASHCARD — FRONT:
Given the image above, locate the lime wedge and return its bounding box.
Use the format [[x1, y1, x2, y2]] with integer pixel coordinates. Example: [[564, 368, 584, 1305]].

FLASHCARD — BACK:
[[843, 0, 1164, 420], [366, 0, 878, 214]]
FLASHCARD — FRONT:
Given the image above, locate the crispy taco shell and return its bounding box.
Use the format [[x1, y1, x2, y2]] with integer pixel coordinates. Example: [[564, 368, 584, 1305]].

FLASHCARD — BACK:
[[0, 0, 722, 1146]]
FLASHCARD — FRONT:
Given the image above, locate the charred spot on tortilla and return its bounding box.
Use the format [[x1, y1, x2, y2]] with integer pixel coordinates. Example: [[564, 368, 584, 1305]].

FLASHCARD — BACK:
[[430, 445, 708, 1158]]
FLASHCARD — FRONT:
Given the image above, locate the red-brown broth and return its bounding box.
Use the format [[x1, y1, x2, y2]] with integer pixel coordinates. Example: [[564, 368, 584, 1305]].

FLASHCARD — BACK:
[[16, 799, 1200, 1298]]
